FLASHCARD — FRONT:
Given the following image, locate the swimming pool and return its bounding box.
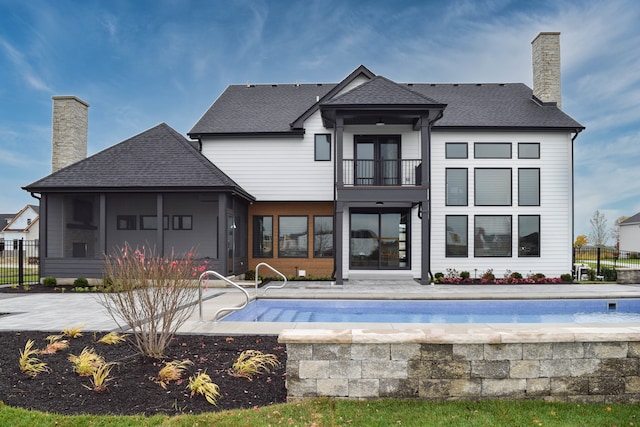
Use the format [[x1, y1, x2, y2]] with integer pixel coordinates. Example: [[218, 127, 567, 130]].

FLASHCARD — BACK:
[[220, 298, 640, 323]]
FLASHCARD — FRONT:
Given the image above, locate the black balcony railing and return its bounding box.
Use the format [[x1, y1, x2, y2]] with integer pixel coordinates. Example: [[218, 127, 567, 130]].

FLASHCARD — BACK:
[[342, 159, 422, 186]]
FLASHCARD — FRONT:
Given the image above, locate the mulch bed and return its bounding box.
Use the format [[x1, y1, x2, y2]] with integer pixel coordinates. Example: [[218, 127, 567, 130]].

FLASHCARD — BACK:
[[0, 331, 287, 416]]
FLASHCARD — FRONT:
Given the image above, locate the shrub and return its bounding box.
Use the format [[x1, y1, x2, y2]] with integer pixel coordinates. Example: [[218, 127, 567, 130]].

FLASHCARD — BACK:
[[99, 243, 202, 358], [42, 277, 57, 287], [243, 269, 255, 281], [434, 272, 444, 281], [510, 272, 523, 280], [560, 273, 573, 282], [481, 269, 495, 281], [460, 271, 470, 279], [601, 267, 617, 282], [73, 277, 89, 288]]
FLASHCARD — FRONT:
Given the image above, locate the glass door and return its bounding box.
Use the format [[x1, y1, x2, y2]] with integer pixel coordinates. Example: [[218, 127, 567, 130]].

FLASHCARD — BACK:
[[350, 211, 408, 269], [355, 136, 400, 186]]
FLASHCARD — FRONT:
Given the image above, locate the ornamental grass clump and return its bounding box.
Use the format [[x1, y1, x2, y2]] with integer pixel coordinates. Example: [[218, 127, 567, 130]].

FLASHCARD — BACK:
[[68, 347, 105, 376], [153, 359, 194, 389], [187, 371, 221, 405], [100, 243, 204, 358], [231, 350, 281, 380], [19, 339, 50, 377]]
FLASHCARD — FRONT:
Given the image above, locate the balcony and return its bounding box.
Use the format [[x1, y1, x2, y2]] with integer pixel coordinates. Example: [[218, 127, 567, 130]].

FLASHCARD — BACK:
[[342, 159, 422, 186]]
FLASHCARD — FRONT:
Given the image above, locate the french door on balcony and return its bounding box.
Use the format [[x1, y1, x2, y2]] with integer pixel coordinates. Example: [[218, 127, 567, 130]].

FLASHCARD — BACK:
[[355, 135, 400, 186]]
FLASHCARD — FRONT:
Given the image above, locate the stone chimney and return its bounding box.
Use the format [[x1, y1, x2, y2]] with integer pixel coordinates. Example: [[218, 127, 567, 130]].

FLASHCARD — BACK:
[[52, 96, 89, 173], [531, 32, 561, 109]]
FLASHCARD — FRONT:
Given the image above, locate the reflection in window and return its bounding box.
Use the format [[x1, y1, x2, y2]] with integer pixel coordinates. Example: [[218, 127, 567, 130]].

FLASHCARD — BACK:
[[279, 216, 308, 258], [314, 216, 333, 258], [253, 216, 273, 258], [474, 215, 512, 257], [519, 215, 540, 257], [446, 168, 467, 206], [475, 169, 511, 206], [117, 215, 136, 230], [518, 168, 540, 206], [446, 215, 468, 257]]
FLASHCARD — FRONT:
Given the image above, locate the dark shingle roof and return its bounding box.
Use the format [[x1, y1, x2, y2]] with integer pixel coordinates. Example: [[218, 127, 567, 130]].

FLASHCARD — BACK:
[[324, 76, 442, 106], [188, 67, 583, 136], [621, 212, 640, 225], [24, 123, 253, 200], [190, 84, 334, 135]]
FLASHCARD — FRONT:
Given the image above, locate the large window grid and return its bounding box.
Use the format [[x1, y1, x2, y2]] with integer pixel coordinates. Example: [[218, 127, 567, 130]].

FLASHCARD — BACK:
[[519, 215, 540, 257], [446, 168, 468, 206], [446, 215, 468, 257], [474, 215, 512, 257], [474, 168, 512, 206], [518, 168, 540, 206]]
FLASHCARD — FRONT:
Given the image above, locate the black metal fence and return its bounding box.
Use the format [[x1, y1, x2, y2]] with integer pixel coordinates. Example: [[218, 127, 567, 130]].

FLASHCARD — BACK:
[[0, 239, 40, 285], [573, 247, 640, 280]]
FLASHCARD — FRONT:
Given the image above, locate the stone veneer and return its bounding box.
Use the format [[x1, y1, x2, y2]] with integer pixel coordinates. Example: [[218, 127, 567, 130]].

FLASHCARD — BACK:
[[617, 269, 640, 285], [279, 328, 640, 403], [52, 95, 89, 173]]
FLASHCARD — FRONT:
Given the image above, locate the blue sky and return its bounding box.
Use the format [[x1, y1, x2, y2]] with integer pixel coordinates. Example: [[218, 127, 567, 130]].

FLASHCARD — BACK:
[[1, 0, 639, 241]]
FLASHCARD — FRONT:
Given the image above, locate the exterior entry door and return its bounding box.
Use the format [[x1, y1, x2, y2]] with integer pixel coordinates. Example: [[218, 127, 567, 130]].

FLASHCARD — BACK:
[[350, 211, 408, 269]]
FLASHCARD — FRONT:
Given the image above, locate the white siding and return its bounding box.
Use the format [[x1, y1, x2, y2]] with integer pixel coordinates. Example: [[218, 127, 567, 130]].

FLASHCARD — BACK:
[[430, 131, 574, 278], [620, 224, 640, 252], [201, 112, 333, 201]]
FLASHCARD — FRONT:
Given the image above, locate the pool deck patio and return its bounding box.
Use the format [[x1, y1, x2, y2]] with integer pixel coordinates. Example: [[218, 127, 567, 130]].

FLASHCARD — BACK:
[[2, 281, 640, 337]]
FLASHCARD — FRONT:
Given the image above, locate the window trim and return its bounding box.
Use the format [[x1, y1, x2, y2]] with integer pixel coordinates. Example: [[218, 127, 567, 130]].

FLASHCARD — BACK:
[[518, 215, 540, 257], [474, 168, 512, 206], [446, 168, 468, 206], [474, 215, 512, 258], [278, 215, 309, 258], [313, 215, 334, 258], [518, 168, 540, 206], [445, 142, 468, 159], [518, 142, 540, 159], [474, 142, 512, 159], [314, 134, 331, 161]]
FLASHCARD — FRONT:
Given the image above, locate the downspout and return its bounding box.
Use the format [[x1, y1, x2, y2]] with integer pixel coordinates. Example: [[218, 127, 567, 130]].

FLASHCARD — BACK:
[[570, 128, 583, 266], [426, 110, 444, 283]]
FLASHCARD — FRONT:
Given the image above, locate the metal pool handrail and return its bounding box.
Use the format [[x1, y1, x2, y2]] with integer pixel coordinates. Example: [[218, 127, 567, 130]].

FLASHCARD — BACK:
[[255, 262, 287, 292], [198, 270, 250, 322]]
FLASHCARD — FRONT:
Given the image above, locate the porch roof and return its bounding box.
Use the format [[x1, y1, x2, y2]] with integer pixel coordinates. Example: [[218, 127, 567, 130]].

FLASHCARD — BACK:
[[24, 123, 254, 201]]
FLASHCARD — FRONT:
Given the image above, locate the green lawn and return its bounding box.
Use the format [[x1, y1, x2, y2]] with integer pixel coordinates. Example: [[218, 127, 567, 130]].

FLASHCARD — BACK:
[[1, 399, 638, 426], [0, 267, 38, 285]]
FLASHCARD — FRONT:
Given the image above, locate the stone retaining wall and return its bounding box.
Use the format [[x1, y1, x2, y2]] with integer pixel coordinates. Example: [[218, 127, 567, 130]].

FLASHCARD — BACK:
[[279, 329, 640, 403], [617, 269, 640, 284]]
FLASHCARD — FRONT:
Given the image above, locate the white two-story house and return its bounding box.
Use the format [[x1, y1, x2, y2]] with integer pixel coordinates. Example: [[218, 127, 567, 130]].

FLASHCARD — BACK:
[[25, 32, 583, 284]]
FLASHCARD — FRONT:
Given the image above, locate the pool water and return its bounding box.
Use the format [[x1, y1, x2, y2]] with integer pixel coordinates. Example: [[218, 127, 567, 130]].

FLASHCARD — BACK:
[[221, 298, 640, 323]]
